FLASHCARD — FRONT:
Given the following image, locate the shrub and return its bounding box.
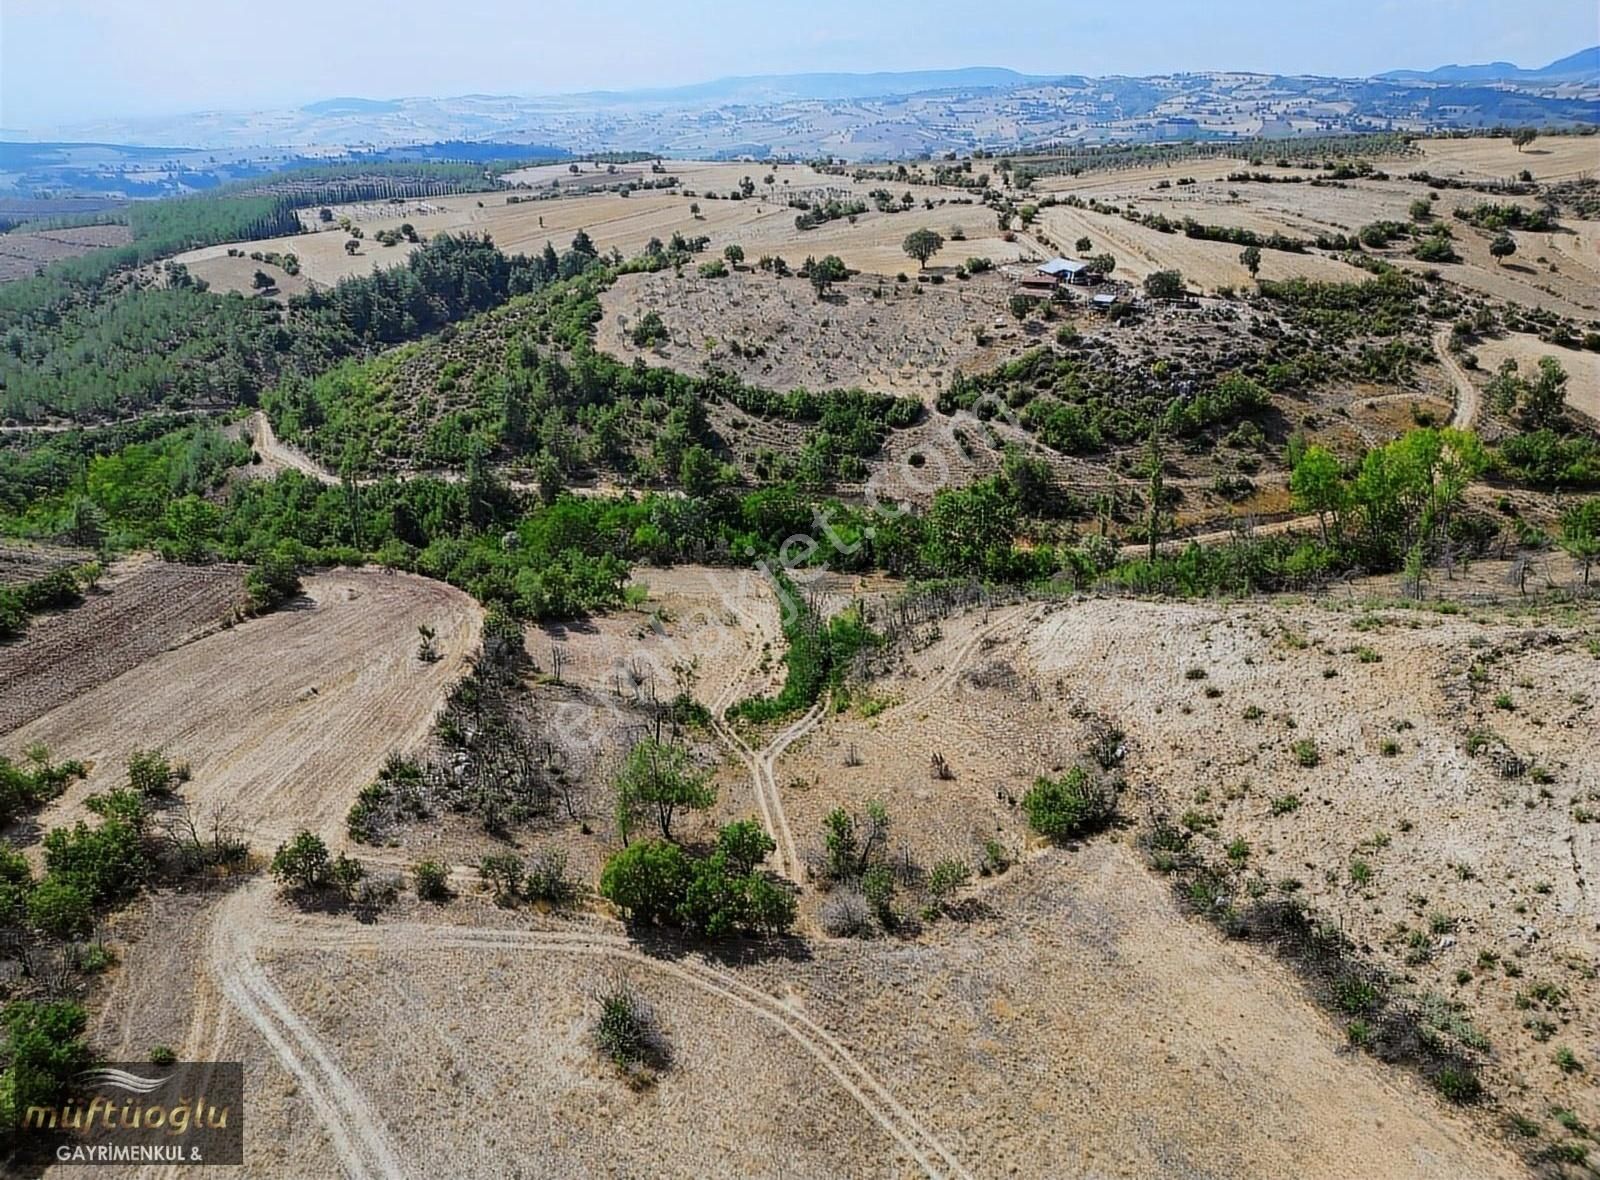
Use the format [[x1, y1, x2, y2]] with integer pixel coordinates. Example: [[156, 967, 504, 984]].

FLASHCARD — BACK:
[[149, 1045, 178, 1066], [245, 545, 303, 612], [1022, 767, 1114, 841], [523, 848, 574, 905], [413, 859, 450, 901], [270, 830, 331, 892], [819, 889, 873, 937], [599, 840, 692, 925], [592, 977, 665, 1084], [26, 877, 93, 940], [0, 1001, 92, 1128], [126, 747, 188, 796], [42, 818, 145, 905], [479, 853, 523, 905], [1291, 739, 1320, 768]]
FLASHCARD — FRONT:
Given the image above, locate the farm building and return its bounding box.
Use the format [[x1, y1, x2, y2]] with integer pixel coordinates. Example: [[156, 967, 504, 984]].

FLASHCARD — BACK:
[[1016, 273, 1066, 299], [1037, 258, 1100, 286]]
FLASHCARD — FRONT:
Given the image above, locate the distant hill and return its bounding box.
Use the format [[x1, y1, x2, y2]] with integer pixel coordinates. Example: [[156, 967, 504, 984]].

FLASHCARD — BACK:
[[301, 97, 405, 115], [580, 67, 1058, 105], [1380, 46, 1599, 85]]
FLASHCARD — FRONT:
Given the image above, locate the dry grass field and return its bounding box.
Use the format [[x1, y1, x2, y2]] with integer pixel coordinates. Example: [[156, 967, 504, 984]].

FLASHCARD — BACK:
[[57, 566, 1600, 1178], [0, 556, 248, 733], [5, 569, 479, 850], [1468, 333, 1600, 423], [0, 223, 131, 283], [597, 268, 1028, 403]]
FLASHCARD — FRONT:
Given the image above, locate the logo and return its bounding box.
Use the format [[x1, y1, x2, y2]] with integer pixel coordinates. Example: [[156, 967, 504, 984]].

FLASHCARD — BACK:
[[17, 1060, 244, 1167]]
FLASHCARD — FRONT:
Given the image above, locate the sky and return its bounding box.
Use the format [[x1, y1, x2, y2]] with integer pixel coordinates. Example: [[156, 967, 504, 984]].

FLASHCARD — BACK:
[[2, 0, 1596, 129]]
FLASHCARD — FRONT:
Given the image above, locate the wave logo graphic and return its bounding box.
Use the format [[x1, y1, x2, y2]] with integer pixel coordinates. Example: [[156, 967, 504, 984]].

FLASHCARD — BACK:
[[75, 1067, 172, 1095]]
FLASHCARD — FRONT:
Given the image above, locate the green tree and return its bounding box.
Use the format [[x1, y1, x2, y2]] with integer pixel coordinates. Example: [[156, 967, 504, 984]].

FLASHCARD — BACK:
[[0, 1001, 92, 1129], [902, 228, 945, 270], [614, 739, 714, 843], [27, 877, 93, 940], [1559, 498, 1600, 585], [1290, 443, 1348, 544], [598, 839, 692, 924], [1511, 127, 1537, 152], [723, 244, 745, 266], [1074, 236, 1093, 253], [1143, 270, 1185, 300], [807, 254, 850, 298], [1240, 245, 1262, 279], [1086, 253, 1117, 276], [1489, 232, 1516, 265], [270, 830, 331, 891]]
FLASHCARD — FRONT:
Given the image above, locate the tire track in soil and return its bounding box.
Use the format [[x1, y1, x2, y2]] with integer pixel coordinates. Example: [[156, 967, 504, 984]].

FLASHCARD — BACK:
[[267, 918, 974, 1180]]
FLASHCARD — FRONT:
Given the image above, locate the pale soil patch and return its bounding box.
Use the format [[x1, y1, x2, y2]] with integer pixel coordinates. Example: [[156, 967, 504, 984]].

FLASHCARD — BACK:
[[0, 558, 248, 734], [1033, 202, 1359, 291], [597, 268, 1025, 403], [79, 850, 1523, 1179], [179, 251, 310, 301], [6, 569, 480, 849], [1467, 332, 1600, 423], [789, 592, 1600, 1126]]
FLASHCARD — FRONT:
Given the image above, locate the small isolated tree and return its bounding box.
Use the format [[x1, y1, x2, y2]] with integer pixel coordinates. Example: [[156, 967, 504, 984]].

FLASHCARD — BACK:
[[1086, 253, 1117, 277], [902, 228, 945, 270], [417, 624, 441, 663], [1008, 292, 1033, 320], [1022, 766, 1115, 841], [1490, 232, 1516, 266], [614, 739, 714, 843], [722, 243, 745, 267], [1239, 245, 1262, 280], [1075, 236, 1093, 253], [251, 269, 274, 291], [1408, 197, 1433, 222], [271, 830, 330, 891], [344, 238, 360, 256], [1511, 127, 1537, 152], [807, 254, 850, 298]]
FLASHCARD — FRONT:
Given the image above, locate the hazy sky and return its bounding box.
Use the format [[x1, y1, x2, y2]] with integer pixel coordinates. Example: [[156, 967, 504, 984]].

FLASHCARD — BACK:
[[2, 0, 1596, 129]]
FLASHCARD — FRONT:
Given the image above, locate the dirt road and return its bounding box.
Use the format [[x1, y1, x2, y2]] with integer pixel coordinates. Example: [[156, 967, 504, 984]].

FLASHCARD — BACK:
[[1435, 327, 1481, 429]]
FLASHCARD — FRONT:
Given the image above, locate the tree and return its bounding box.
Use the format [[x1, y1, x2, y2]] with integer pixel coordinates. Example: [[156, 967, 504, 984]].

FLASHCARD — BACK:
[[27, 877, 93, 939], [344, 238, 360, 256], [271, 830, 331, 891], [807, 254, 849, 299], [1143, 270, 1185, 300], [614, 739, 714, 843], [1240, 245, 1262, 279], [1022, 767, 1114, 840], [1559, 499, 1600, 585], [1074, 236, 1093, 253], [1408, 198, 1433, 222], [598, 839, 692, 924], [251, 269, 274, 290], [902, 228, 945, 270], [1085, 253, 1116, 277], [1008, 293, 1033, 320], [0, 1001, 93, 1129], [1290, 443, 1348, 544], [1490, 232, 1516, 265], [714, 819, 774, 876], [723, 243, 745, 267], [1511, 127, 1537, 152]]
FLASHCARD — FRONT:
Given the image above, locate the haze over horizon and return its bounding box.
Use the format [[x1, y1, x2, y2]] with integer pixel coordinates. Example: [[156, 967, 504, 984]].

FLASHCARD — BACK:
[[1, 0, 1596, 131]]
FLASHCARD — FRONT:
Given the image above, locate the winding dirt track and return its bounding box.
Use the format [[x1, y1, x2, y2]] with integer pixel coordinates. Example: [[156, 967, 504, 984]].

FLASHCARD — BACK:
[[253, 908, 975, 1180], [1435, 326, 1482, 430]]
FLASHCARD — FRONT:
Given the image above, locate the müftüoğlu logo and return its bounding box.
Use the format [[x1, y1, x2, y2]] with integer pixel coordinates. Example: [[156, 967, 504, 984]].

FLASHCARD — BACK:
[[17, 1060, 244, 1167]]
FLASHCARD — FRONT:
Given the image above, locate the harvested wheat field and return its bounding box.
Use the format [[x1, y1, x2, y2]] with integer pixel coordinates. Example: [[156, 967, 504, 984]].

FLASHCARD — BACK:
[[0, 556, 248, 733], [4, 569, 479, 849]]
